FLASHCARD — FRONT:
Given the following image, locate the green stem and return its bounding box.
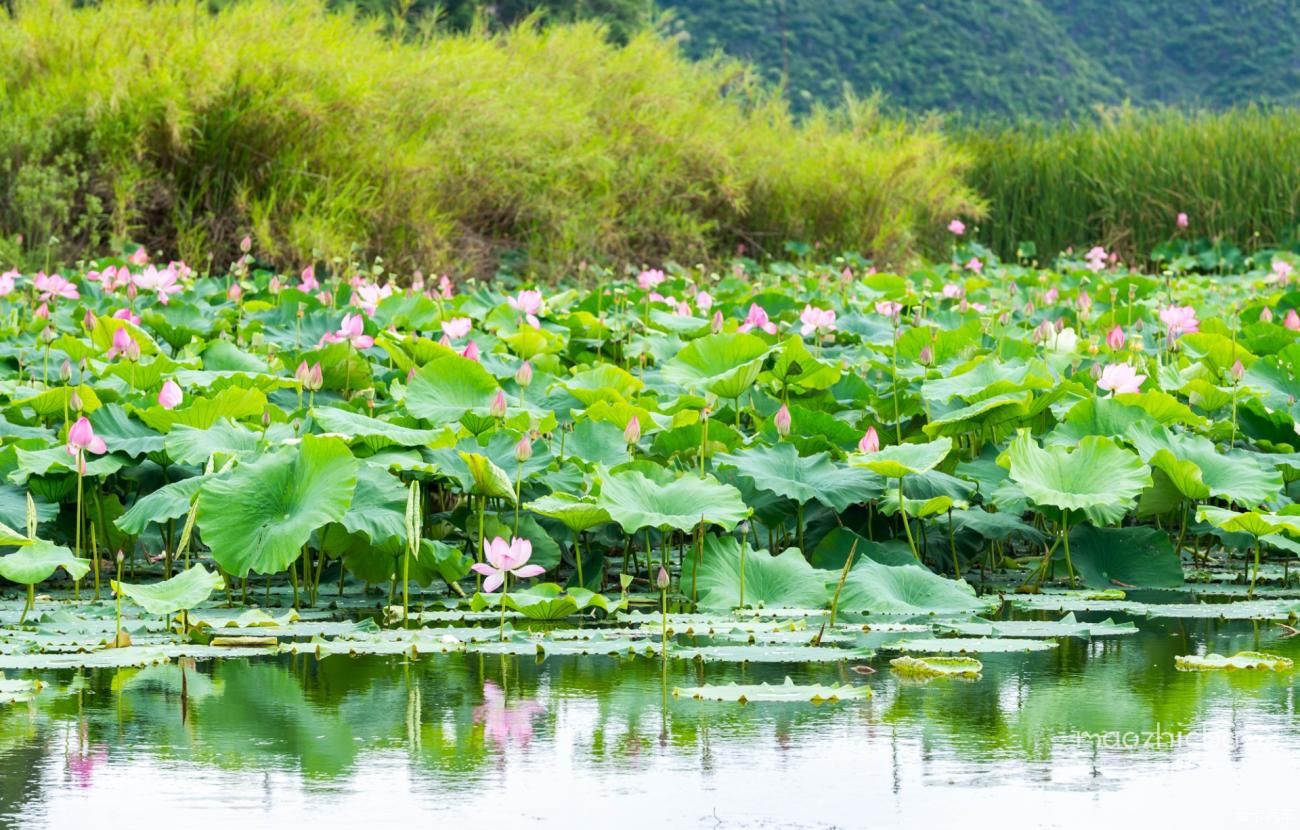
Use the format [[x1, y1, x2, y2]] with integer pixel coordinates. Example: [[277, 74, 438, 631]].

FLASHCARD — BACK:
[[827, 540, 859, 629], [898, 477, 920, 561], [1250, 536, 1262, 598], [20, 584, 33, 624], [1060, 515, 1076, 585], [795, 501, 805, 554]]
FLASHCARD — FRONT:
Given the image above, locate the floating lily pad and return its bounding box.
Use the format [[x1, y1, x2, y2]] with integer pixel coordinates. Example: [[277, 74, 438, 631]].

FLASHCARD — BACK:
[[887, 637, 1056, 653], [1174, 651, 1294, 671], [889, 654, 983, 679], [674, 677, 871, 703]]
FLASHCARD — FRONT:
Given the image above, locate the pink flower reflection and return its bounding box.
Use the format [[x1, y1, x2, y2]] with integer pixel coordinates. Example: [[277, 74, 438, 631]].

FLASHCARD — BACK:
[[474, 681, 544, 748]]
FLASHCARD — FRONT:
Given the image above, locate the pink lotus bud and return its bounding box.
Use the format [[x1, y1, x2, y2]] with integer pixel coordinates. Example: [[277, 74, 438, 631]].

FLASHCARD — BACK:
[[69, 391, 83, 412], [1106, 325, 1125, 350], [228, 283, 243, 302], [514, 435, 533, 463], [711, 309, 724, 334], [515, 361, 534, 387], [919, 345, 933, 365], [461, 340, 480, 361], [268, 276, 282, 294], [406, 367, 416, 383], [1231, 359, 1245, 381], [1287, 310, 1300, 332], [239, 235, 252, 253], [125, 338, 141, 362], [656, 565, 670, 591], [774, 404, 792, 437], [858, 426, 880, 453], [83, 310, 96, 330], [308, 362, 323, 391], [34, 303, 49, 320], [489, 389, 508, 418], [624, 417, 641, 444], [158, 379, 183, 410], [1261, 307, 1275, 323], [1177, 212, 1189, 228], [59, 360, 72, 382], [294, 361, 311, 386]]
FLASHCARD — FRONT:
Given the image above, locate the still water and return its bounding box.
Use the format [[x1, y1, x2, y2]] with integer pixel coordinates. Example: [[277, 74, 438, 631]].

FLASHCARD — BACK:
[[2, 613, 1298, 829]]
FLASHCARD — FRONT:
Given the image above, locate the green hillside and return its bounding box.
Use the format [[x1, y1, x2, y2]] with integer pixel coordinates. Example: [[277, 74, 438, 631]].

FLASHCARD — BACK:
[[660, 0, 1300, 116]]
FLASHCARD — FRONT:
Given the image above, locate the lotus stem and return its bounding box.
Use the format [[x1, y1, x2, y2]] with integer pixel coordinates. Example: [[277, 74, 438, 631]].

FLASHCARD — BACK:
[[795, 501, 805, 554], [947, 508, 960, 579], [20, 584, 33, 624], [827, 539, 859, 629], [573, 530, 585, 590], [1250, 536, 1262, 598], [499, 574, 509, 642], [898, 477, 920, 561], [738, 539, 747, 609], [1060, 515, 1076, 585]]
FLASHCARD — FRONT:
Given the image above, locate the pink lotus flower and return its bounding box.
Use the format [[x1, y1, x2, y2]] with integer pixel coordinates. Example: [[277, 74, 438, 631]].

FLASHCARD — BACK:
[[695, 291, 714, 312], [320, 313, 374, 349], [472, 537, 545, 593], [227, 283, 243, 302], [132, 266, 183, 304], [113, 308, 141, 326], [441, 317, 472, 339], [710, 309, 724, 333], [1286, 310, 1300, 332], [799, 305, 836, 336], [106, 328, 140, 361], [674, 301, 691, 317], [965, 257, 983, 274], [875, 300, 903, 318], [33, 272, 79, 302], [438, 275, 454, 298], [508, 289, 544, 325], [774, 404, 791, 437], [624, 417, 641, 444], [948, 219, 966, 235], [0, 269, 16, 297], [474, 680, 544, 747], [461, 340, 480, 361], [1076, 290, 1092, 314], [858, 426, 880, 453], [637, 269, 666, 291], [1159, 305, 1200, 337], [515, 361, 534, 387], [1084, 246, 1108, 273], [1043, 287, 1059, 305], [298, 265, 319, 292], [1106, 325, 1125, 350], [1097, 363, 1146, 395], [941, 283, 962, 299], [1274, 259, 1295, 283], [1261, 307, 1275, 323], [489, 389, 507, 418], [738, 304, 777, 334], [352, 282, 392, 316], [129, 246, 149, 265], [66, 417, 107, 472], [157, 380, 183, 410], [1177, 212, 1189, 228], [295, 361, 324, 391]]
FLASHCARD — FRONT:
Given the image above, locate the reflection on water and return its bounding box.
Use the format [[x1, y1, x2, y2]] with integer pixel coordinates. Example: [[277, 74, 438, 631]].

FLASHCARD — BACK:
[[2, 614, 1299, 828]]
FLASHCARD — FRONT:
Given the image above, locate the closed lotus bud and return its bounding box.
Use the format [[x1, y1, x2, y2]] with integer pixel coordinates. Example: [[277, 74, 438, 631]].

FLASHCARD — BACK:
[[1090, 363, 1103, 380], [489, 389, 508, 418], [268, 276, 281, 294], [83, 310, 96, 330], [919, 345, 933, 366], [711, 309, 724, 334], [294, 361, 311, 386], [308, 362, 323, 391], [228, 282, 243, 302], [858, 426, 880, 453], [774, 404, 792, 437], [116, 550, 124, 564], [1023, 301, 1035, 317], [656, 565, 670, 592], [125, 339, 141, 362], [406, 366, 416, 383], [514, 435, 533, 463], [1287, 309, 1300, 331], [59, 360, 72, 383], [1261, 307, 1275, 323], [1106, 325, 1125, 350], [239, 235, 252, 253], [1232, 359, 1245, 381], [69, 391, 83, 412], [624, 417, 641, 444], [515, 360, 534, 387]]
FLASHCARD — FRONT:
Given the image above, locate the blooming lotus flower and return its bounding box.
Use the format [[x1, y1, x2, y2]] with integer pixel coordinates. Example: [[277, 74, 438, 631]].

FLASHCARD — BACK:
[[132, 266, 183, 304], [637, 269, 666, 291], [696, 291, 714, 312], [738, 304, 777, 334], [1097, 363, 1146, 395], [858, 426, 880, 453], [129, 246, 149, 265], [1159, 305, 1200, 337], [1177, 212, 1189, 228], [948, 219, 966, 235], [1286, 310, 1300, 332], [774, 404, 791, 437], [441, 317, 472, 339], [472, 537, 545, 593], [157, 380, 183, 410], [1084, 246, 1108, 272], [508, 289, 544, 321], [875, 300, 903, 318], [321, 313, 374, 349], [438, 275, 455, 298], [298, 265, 319, 292], [1045, 326, 1079, 354], [624, 417, 641, 444], [106, 328, 140, 361], [33, 272, 79, 301], [352, 282, 392, 316], [65, 417, 107, 472], [1106, 325, 1125, 350], [965, 257, 983, 274], [1043, 287, 1059, 305], [474, 680, 544, 747], [799, 305, 836, 337], [0, 269, 16, 296], [941, 283, 962, 299], [1274, 259, 1295, 283], [112, 308, 141, 326]]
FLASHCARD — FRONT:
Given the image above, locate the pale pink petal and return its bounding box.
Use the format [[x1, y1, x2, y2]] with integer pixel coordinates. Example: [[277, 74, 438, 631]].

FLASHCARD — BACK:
[[510, 564, 545, 579]]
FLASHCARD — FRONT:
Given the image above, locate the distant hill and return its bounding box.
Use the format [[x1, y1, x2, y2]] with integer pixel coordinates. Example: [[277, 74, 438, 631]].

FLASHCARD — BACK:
[[658, 0, 1300, 116]]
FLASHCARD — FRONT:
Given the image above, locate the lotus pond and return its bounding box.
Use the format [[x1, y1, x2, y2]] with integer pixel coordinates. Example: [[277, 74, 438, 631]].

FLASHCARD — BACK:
[[2, 243, 1300, 825]]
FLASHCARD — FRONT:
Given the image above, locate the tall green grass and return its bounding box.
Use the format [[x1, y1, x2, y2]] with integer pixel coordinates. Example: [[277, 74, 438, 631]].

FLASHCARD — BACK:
[[964, 107, 1300, 261], [0, 0, 980, 275]]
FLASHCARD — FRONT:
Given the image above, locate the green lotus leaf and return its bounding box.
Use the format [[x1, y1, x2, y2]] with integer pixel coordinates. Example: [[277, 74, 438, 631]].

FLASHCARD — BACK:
[[662, 332, 771, 399], [115, 475, 207, 535], [854, 437, 952, 479], [1197, 506, 1300, 538], [683, 535, 830, 611], [761, 336, 841, 395], [674, 677, 869, 703], [887, 637, 1056, 653], [469, 583, 623, 619], [1057, 525, 1184, 588], [311, 406, 440, 449], [526, 493, 611, 532], [835, 558, 991, 615], [942, 613, 1137, 638], [0, 540, 90, 585], [458, 451, 517, 503], [164, 420, 261, 465], [338, 465, 407, 544], [715, 443, 884, 511], [137, 385, 268, 431], [565, 419, 631, 468], [404, 354, 501, 424], [112, 565, 224, 616], [197, 435, 358, 577], [1008, 430, 1151, 524], [89, 405, 165, 458], [561, 364, 643, 407], [889, 655, 982, 679], [0, 519, 31, 546], [10, 385, 103, 417], [596, 468, 749, 533], [1127, 423, 1282, 508], [1175, 651, 1293, 672]]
